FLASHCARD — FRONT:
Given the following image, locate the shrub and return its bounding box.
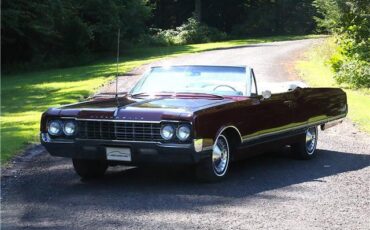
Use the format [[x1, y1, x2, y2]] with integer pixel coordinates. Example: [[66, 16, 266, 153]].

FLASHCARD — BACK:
[[314, 0, 369, 88], [141, 17, 227, 46], [335, 59, 370, 88]]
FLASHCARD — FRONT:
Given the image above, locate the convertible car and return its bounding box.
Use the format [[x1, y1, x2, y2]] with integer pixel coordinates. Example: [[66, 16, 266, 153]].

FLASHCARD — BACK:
[[40, 65, 347, 181]]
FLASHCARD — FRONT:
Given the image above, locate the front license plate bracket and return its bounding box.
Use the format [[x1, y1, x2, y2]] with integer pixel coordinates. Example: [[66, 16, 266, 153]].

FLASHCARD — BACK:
[[106, 147, 132, 162]]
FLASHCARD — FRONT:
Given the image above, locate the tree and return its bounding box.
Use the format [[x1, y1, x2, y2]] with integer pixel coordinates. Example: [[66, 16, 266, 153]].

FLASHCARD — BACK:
[[194, 0, 202, 22], [314, 0, 369, 87], [1, 0, 152, 70]]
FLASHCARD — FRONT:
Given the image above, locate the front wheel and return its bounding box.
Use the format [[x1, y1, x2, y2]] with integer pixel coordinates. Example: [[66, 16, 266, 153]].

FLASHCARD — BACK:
[[72, 158, 108, 179], [291, 126, 318, 160], [196, 134, 230, 182]]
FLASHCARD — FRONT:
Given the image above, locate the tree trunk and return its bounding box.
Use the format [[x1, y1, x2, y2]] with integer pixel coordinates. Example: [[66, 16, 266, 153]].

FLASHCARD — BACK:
[[194, 0, 201, 22]]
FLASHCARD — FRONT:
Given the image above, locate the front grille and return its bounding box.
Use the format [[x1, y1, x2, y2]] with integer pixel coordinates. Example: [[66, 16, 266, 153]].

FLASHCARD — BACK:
[[77, 120, 162, 142]]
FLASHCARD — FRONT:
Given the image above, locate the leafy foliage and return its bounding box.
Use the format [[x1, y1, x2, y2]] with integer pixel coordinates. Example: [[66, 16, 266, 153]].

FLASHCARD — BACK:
[[143, 17, 227, 46], [230, 0, 317, 36], [2, 0, 152, 70], [150, 0, 317, 35], [314, 0, 369, 88], [2, 0, 317, 72], [335, 59, 370, 87]]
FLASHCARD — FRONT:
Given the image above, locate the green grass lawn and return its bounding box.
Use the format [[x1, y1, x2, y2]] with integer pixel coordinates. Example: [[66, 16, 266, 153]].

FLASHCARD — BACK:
[[296, 38, 370, 133], [1, 34, 321, 163]]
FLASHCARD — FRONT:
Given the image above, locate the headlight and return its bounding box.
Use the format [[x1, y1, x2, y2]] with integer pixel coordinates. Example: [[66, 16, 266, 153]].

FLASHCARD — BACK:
[[48, 120, 62, 136], [63, 121, 77, 136], [160, 125, 175, 140], [176, 125, 191, 141]]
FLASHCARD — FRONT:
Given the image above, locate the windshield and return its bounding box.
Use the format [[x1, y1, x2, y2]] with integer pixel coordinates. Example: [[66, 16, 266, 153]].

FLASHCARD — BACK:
[[130, 66, 249, 96]]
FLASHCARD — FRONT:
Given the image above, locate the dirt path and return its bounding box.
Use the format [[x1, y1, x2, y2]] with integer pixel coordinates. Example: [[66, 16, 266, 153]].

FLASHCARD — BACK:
[[2, 39, 369, 229]]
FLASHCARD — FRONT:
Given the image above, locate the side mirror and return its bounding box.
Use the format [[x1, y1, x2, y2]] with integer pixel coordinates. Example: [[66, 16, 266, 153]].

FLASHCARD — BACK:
[[261, 90, 272, 99]]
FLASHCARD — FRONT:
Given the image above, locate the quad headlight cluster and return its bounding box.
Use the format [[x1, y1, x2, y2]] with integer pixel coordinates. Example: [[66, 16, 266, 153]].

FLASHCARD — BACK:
[[160, 124, 191, 142], [47, 120, 77, 137]]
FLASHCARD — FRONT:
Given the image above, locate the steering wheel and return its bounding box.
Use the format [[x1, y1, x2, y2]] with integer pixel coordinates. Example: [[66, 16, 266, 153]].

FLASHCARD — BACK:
[[213, 85, 237, 91]]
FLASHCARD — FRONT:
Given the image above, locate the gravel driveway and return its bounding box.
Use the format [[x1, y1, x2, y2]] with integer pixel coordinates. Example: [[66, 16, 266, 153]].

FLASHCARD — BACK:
[[1, 39, 369, 229]]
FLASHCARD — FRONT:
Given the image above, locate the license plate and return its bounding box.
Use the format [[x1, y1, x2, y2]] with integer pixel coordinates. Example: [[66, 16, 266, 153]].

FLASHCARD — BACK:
[[106, 147, 132, 162]]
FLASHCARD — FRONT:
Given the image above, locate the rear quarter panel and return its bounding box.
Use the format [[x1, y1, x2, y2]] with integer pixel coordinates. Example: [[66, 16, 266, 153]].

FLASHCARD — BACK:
[[294, 88, 347, 125]]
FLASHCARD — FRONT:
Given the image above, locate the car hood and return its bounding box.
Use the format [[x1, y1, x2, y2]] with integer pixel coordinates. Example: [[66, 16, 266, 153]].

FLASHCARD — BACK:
[[55, 96, 234, 122]]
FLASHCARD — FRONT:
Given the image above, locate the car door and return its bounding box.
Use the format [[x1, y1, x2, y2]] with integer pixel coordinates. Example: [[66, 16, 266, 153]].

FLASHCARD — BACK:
[[239, 75, 294, 143], [254, 92, 293, 136]]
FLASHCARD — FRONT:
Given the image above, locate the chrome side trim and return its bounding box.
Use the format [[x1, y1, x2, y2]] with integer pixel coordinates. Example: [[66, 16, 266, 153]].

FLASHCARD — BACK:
[[241, 114, 346, 143]]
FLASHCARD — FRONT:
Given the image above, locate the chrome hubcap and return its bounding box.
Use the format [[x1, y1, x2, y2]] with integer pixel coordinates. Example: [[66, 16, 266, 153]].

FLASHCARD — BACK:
[[212, 135, 229, 176], [306, 127, 317, 154]]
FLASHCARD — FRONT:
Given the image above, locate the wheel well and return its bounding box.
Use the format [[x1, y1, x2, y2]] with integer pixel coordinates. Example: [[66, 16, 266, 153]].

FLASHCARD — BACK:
[[221, 127, 242, 146]]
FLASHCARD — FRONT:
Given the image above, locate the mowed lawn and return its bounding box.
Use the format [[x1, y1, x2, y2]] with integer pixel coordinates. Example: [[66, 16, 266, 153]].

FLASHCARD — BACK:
[[296, 38, 370, 133], [1, 35, 321, 163]]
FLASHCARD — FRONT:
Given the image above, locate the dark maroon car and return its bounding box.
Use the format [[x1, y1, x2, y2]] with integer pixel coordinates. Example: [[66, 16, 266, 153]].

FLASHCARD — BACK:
[[40, 65, 347, 181]]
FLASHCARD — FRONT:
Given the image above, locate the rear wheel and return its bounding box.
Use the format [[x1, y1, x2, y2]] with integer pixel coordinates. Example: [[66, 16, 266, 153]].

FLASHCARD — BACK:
[[72, 158, 108, 179], [196, 134, 230, 182], [291, 126, 318, 160]]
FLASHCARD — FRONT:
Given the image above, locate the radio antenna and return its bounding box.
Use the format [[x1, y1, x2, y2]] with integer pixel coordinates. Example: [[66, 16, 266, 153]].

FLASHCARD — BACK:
[[115, 28, 121, 106]]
